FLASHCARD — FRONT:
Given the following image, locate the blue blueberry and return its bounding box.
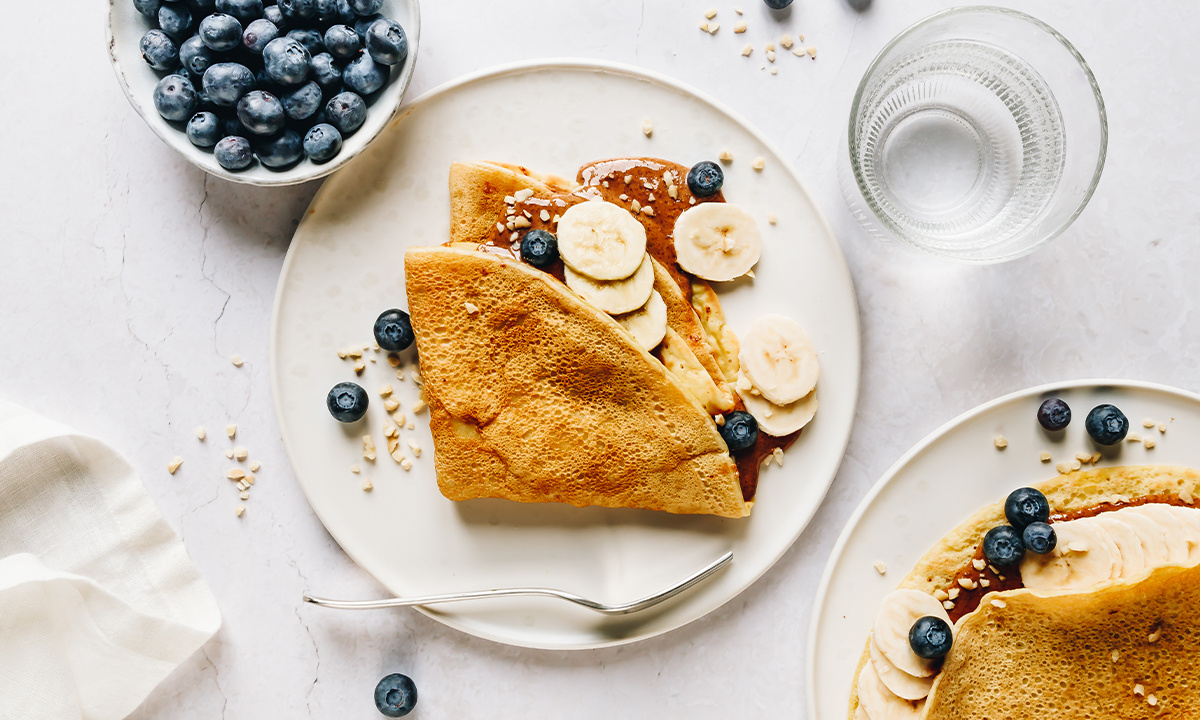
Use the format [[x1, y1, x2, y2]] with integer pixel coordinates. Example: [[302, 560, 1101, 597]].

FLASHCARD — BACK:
[[373, 309, 414, 351], [1037, 397, 1071, 431], [763, 0, 793, 8], [718, 410, 758, 452], [153, 74, 197, 121], [982, 525, 1025, 567], [908, 617, 952, 660], [262, 3, 285, 27], [348, 0, 382, 16], [1085, 404, 1128, 445], [309, 52, 342, 93], [140, 30, 180, 72], [242, 18, 279, 53], [214, 135, 254, 170], [186, 111, 223, 147], [1004, 487, 1050, 530], [687, 161, 723, 197], [343, 52, 386, 95], [1022, 522, 1057, 555], [316, 0, 355, 24], [303, 123, 342, 163], [236, 90, 285, 135], [202, 62, 256, 106], [282, 81, 323, 120], [255, 129, 304, 168], [157, 4, 193, 39], [221, 114, 243, 138], [186, 0, 216, 14], [323, 24, 361, 61], [287, 28, 325, 57], [216, 0, 263, 23], [133, 0, 162, 18], [262, 37, 310, 85], [373, 674, 417, 718], [365, 19, 406, 66], [326, 382, 369, 422], [353, 13, 383, 39], [277, 0, 318, 22], [198, 13, 243, 51], [325, 91, 366, 134], [177, 36, 214, 78], [519, 229, 559, 268]]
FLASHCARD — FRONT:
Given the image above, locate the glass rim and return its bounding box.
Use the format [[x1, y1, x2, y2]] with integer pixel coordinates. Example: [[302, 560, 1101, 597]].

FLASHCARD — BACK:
[[846, 6, 1109, 262]]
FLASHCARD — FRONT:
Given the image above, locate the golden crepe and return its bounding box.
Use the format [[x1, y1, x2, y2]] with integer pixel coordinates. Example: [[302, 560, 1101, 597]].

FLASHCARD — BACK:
[[403, 246, 749, 518], [848, 465, 1200, 720]]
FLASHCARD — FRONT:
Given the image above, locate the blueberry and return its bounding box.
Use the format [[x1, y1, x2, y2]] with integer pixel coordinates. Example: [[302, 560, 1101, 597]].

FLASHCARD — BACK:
[[281, 81, 323, 120], [363, 18, 406, 67], [179, 35, 216, 77], [373, 309, 414, 352], [1022, 522, 1057, 555], [262, 3, 285, 27], [1037, 397, 1071, 431], [216, 0, 263, 23], [908, 616, 952, 660], [236, 90, 285, 135], [718, 410, 758, 452], [327, 382, 369, 422], [687, 161, 723, 197], [982, 525, 1025, 567], [1004, 487, 1050, 530], [309, 53, 342, 93], [140, 30, 180, 72], [303, 123, 342, 163], [287, 28, 325, 57], [220, 114, 243, 138], [214, 135, 253, 170], [198, 13, 243, 51], [353, 12, 383, 39], [348, 0, 383, 16], [316, 0, 356, 24], [277, 0, 318, 22], [323, 24, 362, 61], [152, 74, 197, 121], [373, 674, 417, 718], [255, 129, 304, 168], [763, 0, 793, 7], [263, 37, 310, 85], [342, 52, 386, 95], [325, 91, 366, 134], [1085, 404, 1129, 445], [186, 0, 216, 13], [519, 229, 559, 268], [186, 111, 223, 146], [133, 0, 162, 18], [202, 62, 256, 106], [242, 18, 279, 53], [157, 4, 194, 39]]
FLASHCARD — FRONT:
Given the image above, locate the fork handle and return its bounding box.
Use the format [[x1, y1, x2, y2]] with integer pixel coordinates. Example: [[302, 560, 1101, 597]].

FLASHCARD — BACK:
[[304, 587, 601, 611]]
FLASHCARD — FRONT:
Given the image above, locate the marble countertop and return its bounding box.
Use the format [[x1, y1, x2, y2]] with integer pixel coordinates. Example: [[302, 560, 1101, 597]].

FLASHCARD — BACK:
[[2, 0, 1198, 717]]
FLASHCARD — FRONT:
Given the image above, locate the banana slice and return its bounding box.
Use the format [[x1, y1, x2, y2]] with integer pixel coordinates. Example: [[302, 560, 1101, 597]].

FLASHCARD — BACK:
[[869, 634, 936, 700], [614, 290, 668, 351], [737, 372, 817, 436], [1119, 510, 1172, 567], [1021, 521, 1121, 593], [856, 662, 923, 720], [564, 253, 654, 314], [739, 315, 819, 405], [672, 203, 761, 282], [1092, 514, 1147, 580], [872, 589, 949, 678], [1123, 505, 1198, 564], [557, 200, 647, 280]]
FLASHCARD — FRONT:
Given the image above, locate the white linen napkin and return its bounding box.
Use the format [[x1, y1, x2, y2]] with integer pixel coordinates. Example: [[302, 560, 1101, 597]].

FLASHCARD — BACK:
[[0, 401, 221, 720]]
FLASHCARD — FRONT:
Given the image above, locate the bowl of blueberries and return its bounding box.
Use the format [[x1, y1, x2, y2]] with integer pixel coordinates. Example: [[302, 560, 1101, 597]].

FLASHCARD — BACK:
[[107, 0, 419, 185]]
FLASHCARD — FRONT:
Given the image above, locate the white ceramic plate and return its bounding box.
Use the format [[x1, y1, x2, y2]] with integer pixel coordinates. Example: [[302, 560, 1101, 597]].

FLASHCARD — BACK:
[[808, 379, 1200, 720], [271, 60, 860, 649], [106, 0, 420, 186]]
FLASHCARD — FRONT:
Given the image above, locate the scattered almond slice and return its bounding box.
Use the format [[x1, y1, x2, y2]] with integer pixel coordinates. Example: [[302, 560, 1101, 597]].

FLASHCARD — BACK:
[[734, 21, 747, 33], [351, 464, 360, 474], [779, 34, 794, 49], [387, 354, 401, 367], [224, 449, 234, 459], [704, 7, 717, 19], [362, 479, 373, 491], [231, 355, 244, 367], [226, 468, 246, 481], [384, 398, 400, 413], [994, 436, 1008, 450], [873, 560, 887, 575], [1040, 452, 1052, 462], [234, 446, 248, 461], [167, 457, 184, 475], [412, 398, 427, 414], [363, 435, 377, 462], [235, 505, 246, 518], [354, 360, 366, 375], [379, 385, 393, 397], [406, 438, 422, 457], [226, 423, 237, 439], [751, 157, 765, 171], [806, 46, 817, 58], [707, 22, 720, 34], [718, 150, 733, 163], [250, 461, 261, 472], [741, 44, 753, 57], [642, 120, 654, 137], [195, 426, 206, 441]]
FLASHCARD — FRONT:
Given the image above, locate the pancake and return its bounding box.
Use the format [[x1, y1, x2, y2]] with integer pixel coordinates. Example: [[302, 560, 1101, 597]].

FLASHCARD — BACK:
[[403, 245, 748, 518], [448, 162, 578, 247]]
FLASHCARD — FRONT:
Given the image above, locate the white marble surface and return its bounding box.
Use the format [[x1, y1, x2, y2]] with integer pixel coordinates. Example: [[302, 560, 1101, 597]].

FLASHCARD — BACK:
[[1, 1, 1198, 718]]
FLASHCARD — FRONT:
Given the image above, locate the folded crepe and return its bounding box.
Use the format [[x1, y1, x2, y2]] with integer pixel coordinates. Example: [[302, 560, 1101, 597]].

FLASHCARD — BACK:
[[403, 246, 748, 518]]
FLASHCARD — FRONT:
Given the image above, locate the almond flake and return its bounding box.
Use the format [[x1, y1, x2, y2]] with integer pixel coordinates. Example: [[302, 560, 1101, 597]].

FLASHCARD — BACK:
[[768, 213, 778, 225], [1056, 462, 1072, 475], [1159, 423, 1167, 433], [387, 353, 401, 367], [973, 558, 987, 571], [226, 468, 246, 481], [642, 206, 655, 216], [350, 464, 360, 474], [1134, 684, 1145, 696], [642, 120, 654, 136], [990, 599, 1007, 609], [1148, 628, 1162, 643], [167, 457, 184, 474], [346, 348, 363, 359], [792, 47, 806, 57], [994, 435, 1008, 450], [1040, 452, 1052, 462], [410, 369, 421, 384], [734, 21, 747, 33], [631, 199, 642, 213], [1127, 432, 1142, 442], [699, 21, 709, 32], [354, 360, 366, 375], [766, 50, 776, 63], [362, 479, 373, 491], [704, 7, 717, 19], [407, 438, 422, 457], [412, 398, 427, 414], [384, 398, 400, 413], [719, 150, 733, 163], [765, 42, 775, 52], [240, 491, 250, 500], [250, 461, 261, 472], [1180, 487, 1194, 504], [806, 46, 817, 58], [512, 216, 532, 229], [224, 449, 234, 459], [1091, 451, 1102, 462], [1112, 650, 1121, 662], [234, 446, 248, 461], [1148, 695, 1158, 706], [400, 457, 413, 471], [741, 44, 754, 57], [1143, 418, 1156, 428], [668, 185, 679, 200], [503, 195, 515, 204], [979, 578, 991, 587], [772, 447, 784, 465], [1075, 452, 1093, 463], [390, 444, 406, 464], [752, 157, 765, 171], [873, 560, 887, 575], [779, 34, 794, 49], [231, 355, 244, 367], [770, 67, 778, 76], [363, 435, 376, 462], [513, 188, 534, 202], [734, 4, 743, 13], [406, 421, 415, 430], [236, 480, 248, 491], [958, 577, 977, 590], [495, 222, 505, 233], [379, 385, 393, 397], [1144, 438, 1156, 449], [384, 425, 398, 439], [463, 302, 479, 314], [539, 209, 550, 222], [235, 505, 246, 518], [948, 587, 960, 600], [707, 22, 720, 34], [226, 423, 237, 439], [195, 426, 206, 440], [933, 589, 949, 601], [942, 600, 955, 610]]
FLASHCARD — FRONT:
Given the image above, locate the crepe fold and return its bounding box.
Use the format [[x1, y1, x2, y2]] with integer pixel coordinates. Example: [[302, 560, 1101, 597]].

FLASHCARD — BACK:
[[404, 246, 748, 518]]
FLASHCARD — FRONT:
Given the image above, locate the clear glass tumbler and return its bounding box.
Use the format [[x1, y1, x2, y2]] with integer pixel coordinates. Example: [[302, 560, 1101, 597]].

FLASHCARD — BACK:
[[842, 7, 1107, 263]]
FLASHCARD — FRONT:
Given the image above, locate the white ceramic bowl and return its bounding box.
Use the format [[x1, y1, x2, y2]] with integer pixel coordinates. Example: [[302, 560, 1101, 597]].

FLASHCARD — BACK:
[[106, 0, 420, 186]]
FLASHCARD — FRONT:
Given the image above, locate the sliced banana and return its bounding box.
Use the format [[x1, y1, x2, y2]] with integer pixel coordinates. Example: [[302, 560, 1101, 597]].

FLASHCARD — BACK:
[[614, 290, 668, 351], [1021, 521, 1121, 593], [564, 253, 654, 314], [672, 203, 761, 282], [1119, 510, 1172, 568], [737, 372, 817, 436], [557, 200, 647, 280], [1092, 514, 1147, 580], [869, 634, 936, 701], [872, 589, 949, 678], [739, 315, 819, 405], [857, 657, 924, 720], [1123, 504, 1198, 564]]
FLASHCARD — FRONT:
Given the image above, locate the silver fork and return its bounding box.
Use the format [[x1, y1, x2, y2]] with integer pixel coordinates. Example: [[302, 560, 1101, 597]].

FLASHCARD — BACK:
[[303, 550, 733, 616]]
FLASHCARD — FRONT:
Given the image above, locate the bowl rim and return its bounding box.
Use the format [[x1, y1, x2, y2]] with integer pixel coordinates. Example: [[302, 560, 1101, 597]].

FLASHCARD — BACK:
[[845, 5, 1109, 263], [105, 0, 421, 188]]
